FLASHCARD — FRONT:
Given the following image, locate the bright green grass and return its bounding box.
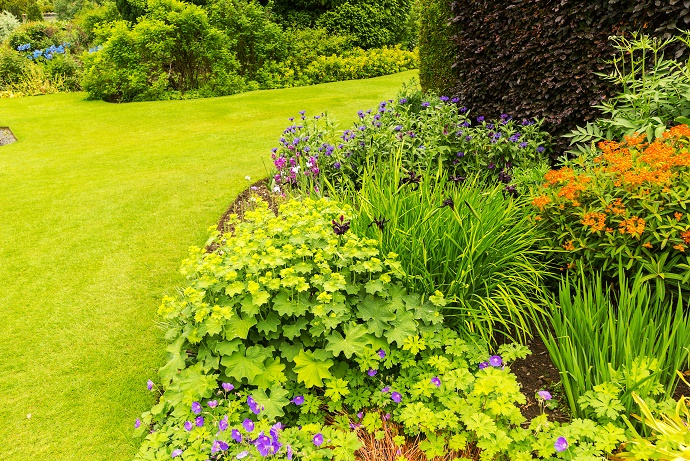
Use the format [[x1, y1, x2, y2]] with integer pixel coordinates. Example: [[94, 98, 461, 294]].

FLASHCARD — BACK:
[[0, 70, 417, 461]]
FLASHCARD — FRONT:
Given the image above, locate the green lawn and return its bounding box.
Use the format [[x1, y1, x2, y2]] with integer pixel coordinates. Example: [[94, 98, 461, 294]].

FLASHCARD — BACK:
[[0, 70, 417, 461]]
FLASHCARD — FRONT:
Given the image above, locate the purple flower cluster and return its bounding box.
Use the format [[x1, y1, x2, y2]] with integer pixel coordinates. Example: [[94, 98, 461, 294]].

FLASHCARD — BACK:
[[479, 355, 503, 369]]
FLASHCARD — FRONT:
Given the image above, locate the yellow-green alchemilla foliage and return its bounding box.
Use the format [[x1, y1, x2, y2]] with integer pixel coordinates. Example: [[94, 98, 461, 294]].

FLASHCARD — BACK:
[[156, 197, 444, 413]]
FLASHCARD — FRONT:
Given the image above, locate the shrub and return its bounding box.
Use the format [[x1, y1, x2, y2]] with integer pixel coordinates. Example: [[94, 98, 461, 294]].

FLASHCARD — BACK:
[[82, 0, 245, 101], [0, 44, 27, 88], [538, 268, 690, 430], [530, 125, 690, 291], [270, 88, 550, 196], [315, 0, 410, 50], [419, 1, 690, 152], [417, 0, 455, 94], [0, 9, 21, 42], [207, 0, 288, 81]]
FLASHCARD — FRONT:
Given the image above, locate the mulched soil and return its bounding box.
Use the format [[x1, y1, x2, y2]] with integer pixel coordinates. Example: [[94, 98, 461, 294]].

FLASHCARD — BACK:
[[214, 183, 690, 424], [0, 127, 17, 146]]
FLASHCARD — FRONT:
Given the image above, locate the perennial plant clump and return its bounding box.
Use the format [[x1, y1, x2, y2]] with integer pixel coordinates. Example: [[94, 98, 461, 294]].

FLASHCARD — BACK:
[[531, 125, 690, 290]]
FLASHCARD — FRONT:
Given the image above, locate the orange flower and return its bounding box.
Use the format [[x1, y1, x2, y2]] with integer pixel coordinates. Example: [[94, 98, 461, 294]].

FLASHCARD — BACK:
[[605, 198, 626, 216], [534, 215, 542, 221], [532, 196, 551, 210], [662, 124, 690, 139], [675, 212, 683, 221], [673, 243, 686, 252], [563, 240, 575, 251], [624, 132, 647, 147], [619, 216, 646, 238], [681, 229, 690, 244], [643, 242, 653, 249], [581, 212, 607, 232]]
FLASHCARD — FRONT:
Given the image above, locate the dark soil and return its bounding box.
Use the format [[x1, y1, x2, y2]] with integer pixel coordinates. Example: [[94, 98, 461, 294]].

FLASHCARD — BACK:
[[0, 127, 17, 146], [216, 178, 281, 234]]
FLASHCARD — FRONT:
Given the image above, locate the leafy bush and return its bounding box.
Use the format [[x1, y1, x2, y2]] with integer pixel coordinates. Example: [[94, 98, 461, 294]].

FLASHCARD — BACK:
[[418, 0, 455, 94], [156, 197, 444, 415], [343, 158, 548, 343], [565, 32, 690, 154], [0, 9, 20, 42], [315, 0, 411, 50], [530, 125, 690, 291], [538, 268, 690, 431], [82, 0, 245, 102], [0, 44, 27, 88], [207, 0, 288, 82], [271, 87, 550, 196]]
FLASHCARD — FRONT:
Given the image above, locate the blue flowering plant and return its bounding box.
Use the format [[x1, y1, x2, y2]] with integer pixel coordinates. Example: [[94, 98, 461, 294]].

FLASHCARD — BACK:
[[16, 42, 70, 62]]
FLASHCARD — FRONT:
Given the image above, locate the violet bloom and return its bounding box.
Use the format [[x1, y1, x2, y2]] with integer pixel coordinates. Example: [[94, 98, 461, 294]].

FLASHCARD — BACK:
[[431, 377, 441, 387], [232, 428, 242, 442], [459, 106, 467, 112], [537, 146, 546, 153], [399, 98, 408, 104], [391, 392, 402, 403], [184, 421, 193, 431], [191, 401, 202, 414], [421, 101, 430, 107], [147, 380, 154, 391], [452, 98, 460, 103], [554, 437, 568, 452], [219, 416, 229, 431], [195, 416, 204, 427], [394, 125, 402, 131], [256, 433, 273, 456], [378, 349, 386, 358], [247, 396, 261, 415], [134, 418, 141, 429], [291, 395, 304, 405], [440, 96, 449, 101], [237, 451, 249, 459], [243, 419, 255, 432], [222, 382, 234, 392], [384, 413, 391, 420], [461, 121, 471, 127], [509, 133, 521, 142], [537, 390, 552, 400], [171, 449, 183, 458], [368, 369, 377, 377], [457, 151, 465, 157], [382, 386, 390, 393], [489, 355, 502, 367], [479, 361, 489, 369], [286, 445, 293, 460], [357, 412, 363, 419], [477, 116, 485, 123], [208, 400, 218, 408], [211, 440, 229, 454], [313, 433, 324, 447], [519, 141, 528, 148]]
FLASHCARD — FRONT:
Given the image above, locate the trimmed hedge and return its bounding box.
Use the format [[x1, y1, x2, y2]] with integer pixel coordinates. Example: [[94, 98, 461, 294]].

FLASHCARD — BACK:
[[420, 0, 690, 151], [418, 0, 455, 94]]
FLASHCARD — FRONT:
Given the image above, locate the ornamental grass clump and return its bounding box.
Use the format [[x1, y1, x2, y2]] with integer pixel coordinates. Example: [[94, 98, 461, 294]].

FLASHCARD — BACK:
[[531, 125, 690, 292]]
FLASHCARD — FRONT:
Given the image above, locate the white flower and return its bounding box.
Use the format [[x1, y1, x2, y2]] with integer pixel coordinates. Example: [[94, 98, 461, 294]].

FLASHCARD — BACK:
[[245, 175, 251, 181], [291, 166, 300, 174], [273, 186, 281, 193]]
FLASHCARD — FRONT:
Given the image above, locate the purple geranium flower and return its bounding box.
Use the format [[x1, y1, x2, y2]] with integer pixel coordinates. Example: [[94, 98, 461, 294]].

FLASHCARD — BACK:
[[171, 448, 183, 458], [219, 416, 229, 431], [391, 392, 402, 403], [222, 382, 234, 392], [537, 146, 546, 153], [237, 451, 249, 459], [538, 390, 552, 400], [195, 416, 204, 427], [479, 361, 489, 369], [489, 355, 502, 367], [256, 433, 273, 456], [184, 421, 193, 431], [368, 369, 377, 377], [243, 419, 255, 432], [431, 377, 441, 387], [191, 402, 202, 414], [208, 400, 218, 408], [147, 380, 154, 391], [287, 445, 293, 460], [232, 428, 242, 442], [134, 418, 141, 429], [554, 437, 568, 452], [313, 433, 324, 447], [378, 349, 386, 358], [247, 396, 261, 414], [291, 395, 304, 405], [382, 386, 390, 393], [211, 440, 229, 454]]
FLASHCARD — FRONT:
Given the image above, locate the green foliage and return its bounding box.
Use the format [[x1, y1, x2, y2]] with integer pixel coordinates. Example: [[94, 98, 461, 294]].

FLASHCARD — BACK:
[[418, 0, 455, 94], [0, 44, 28, 88], [530, 125, 690, 291], [54, 0, 101, 20], [25, 0, 43, 20], [315, 0, 411, 50], [82, 0, 245, 102], [207, 0, 288, 81], [341, 157, 548, 343], [271, 85, 550, 197], [72, 1, 120, 43], [115, 0, 144, 22], [564, 32, 690, 155], [537, 268, 690, 431], [156, 197, 442, 414]]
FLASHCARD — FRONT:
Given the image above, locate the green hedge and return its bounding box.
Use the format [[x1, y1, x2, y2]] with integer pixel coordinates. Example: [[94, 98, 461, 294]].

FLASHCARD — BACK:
[[418, 0, 455, 95]]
